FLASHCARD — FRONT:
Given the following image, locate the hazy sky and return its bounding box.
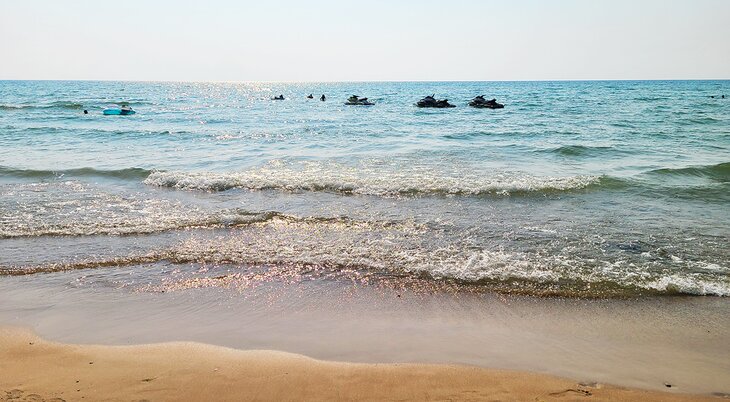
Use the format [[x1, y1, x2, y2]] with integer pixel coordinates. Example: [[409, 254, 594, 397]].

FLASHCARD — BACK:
[[1, 0, 729, 81]]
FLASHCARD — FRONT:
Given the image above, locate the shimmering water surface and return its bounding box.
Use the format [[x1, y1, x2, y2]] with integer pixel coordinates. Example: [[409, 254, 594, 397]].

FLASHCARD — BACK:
[[1, 80, 729, 296]]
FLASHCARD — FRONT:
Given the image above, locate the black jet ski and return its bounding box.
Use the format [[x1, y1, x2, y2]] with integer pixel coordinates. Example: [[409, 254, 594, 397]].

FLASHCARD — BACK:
[[469, 95, 504, 109], [416, 95, 455, 108], [345, 95, 374, 106]]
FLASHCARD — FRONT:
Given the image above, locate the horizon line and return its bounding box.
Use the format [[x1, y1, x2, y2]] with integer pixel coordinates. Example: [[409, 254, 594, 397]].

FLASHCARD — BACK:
[[2, 78, 730, 84]]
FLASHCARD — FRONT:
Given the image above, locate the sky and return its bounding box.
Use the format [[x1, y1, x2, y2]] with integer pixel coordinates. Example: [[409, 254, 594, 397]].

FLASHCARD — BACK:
[[1, 0, 729, 81]]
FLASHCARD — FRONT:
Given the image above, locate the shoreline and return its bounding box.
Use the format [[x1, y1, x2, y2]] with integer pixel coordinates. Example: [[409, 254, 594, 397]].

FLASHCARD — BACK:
[[2, 271, 729, 396], [1, 327, 721, 402]]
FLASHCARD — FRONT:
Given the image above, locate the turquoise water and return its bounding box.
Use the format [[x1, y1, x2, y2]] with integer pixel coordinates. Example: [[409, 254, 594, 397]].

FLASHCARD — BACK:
[[1, 80, 728, 296]]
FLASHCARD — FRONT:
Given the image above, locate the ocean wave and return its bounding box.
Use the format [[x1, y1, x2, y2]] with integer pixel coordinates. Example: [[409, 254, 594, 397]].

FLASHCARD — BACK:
[[680, 116, 722, 125], [641, 183, 730, 203], [644, 274, 730, 296], [143, 163, 604, 197], [2, 212, 727, 297], [0, 215, 730, 298], [16, 255, 727, 298], [167, 240, 730, 297], [0, 181, 278, 238], [418, 250, 729, 297], [0, 208, 278, 238], [633, 96, 664, 102], [110, 99, 155, 105], [646, 162, 730, 182], [0, 101, 85, 111], [1, 124, 195, 138], [542, 144, 619, 157], [49, 101, 85, 109], [0, 254, 165, 276], [0, 166, 153, 181], [0, 100, 156, 111]]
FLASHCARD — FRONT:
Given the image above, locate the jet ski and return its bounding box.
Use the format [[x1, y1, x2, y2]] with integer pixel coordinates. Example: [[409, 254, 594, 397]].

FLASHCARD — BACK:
[[345, 95, 374, 106], [416, 95, 455, 108], [103, 105, 136, 115], [469, 95, 504, 109], [272, 95, 285, 100]]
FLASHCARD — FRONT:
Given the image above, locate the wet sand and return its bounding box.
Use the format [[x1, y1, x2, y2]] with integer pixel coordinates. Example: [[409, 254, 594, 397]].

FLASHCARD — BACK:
[[1, 327, 722, 402], [1, 264, 729, 399]]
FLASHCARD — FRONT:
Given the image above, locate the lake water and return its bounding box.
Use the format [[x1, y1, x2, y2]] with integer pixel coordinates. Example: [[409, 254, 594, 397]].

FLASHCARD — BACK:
[[1, 80, 729, 297]]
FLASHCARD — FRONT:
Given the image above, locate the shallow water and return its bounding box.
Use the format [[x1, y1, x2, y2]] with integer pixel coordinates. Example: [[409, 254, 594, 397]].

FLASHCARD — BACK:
[[1, 80, 729, 296], [1, 270, 729, 394]]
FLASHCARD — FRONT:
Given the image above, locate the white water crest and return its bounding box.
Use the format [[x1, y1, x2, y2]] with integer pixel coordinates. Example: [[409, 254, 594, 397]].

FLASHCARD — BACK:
[[154, 216, 730, 297], [144, 160, 601, 196]]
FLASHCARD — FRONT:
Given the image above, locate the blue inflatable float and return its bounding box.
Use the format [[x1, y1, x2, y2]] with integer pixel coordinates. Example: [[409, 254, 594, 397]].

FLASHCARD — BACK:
[[103, 106, 135, 115]]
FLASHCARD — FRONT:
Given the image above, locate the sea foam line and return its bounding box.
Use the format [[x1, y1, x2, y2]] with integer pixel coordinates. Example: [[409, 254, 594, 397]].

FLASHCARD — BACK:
[[144, 163, 603, 196]]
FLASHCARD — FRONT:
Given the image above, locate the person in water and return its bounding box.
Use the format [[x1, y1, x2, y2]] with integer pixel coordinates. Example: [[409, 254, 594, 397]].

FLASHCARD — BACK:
[[83, 110, 88, 114], [320, 94, 326, 101], [307, 94, 314, 99]]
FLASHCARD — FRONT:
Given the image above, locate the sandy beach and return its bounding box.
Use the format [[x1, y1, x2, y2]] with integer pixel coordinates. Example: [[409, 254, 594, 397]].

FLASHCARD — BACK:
[[2, 268, 729, 400], [3, 327, 724, 402], [3, 1, 730, 401]]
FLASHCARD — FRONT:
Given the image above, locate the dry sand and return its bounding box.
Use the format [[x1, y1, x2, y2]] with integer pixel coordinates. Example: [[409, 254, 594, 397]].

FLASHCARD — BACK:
[[0, 327, 721, 402]]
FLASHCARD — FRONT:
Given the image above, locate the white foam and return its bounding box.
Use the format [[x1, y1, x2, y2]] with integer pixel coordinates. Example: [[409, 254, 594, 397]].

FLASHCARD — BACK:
[[645, 274, 730, 296], [144, 161, 601, 196], [5, 182, 726, 296], [163, 216, 730, 296]]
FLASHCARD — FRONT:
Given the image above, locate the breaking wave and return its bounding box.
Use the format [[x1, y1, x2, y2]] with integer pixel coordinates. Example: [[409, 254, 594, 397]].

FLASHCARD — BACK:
[[3, 214, 727, 297], [0, 101, 85, 110], [144, 163, 604, 197]]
